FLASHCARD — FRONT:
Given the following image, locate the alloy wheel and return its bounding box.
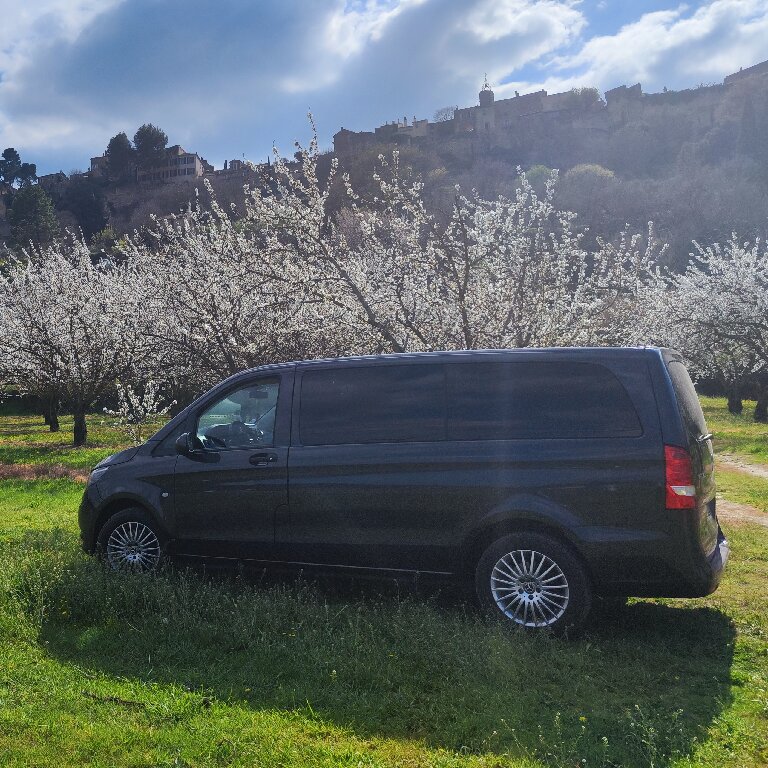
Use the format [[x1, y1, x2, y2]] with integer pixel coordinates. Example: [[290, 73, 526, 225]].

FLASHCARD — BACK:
[[490, 549, 569, 627], [106, 521, 161, 571]]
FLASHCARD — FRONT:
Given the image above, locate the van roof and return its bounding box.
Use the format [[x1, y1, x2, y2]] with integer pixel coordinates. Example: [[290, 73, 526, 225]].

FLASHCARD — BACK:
[[238, 346, 667, 376], [149, 346, 671, 444]]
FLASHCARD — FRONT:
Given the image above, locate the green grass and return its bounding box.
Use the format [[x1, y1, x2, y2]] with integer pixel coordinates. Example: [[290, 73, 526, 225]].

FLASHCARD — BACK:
[[701, 397, 768, 465], [0, 413, 168, 471], [0, 494, 766, 768], [0, 479, 83, 539], [716, 467, 768, 515], [700, 395, 768, 513], [0, 407, 767, 767]]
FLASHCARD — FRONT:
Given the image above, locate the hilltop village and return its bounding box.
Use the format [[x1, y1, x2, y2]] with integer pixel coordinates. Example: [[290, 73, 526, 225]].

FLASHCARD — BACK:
[[333, 58, 768, 167], [1, 58, 767, 263], [31, 57, 768, 195]]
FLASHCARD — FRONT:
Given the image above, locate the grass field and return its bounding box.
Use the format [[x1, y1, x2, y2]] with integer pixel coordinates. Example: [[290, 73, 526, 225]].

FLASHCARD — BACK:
[[0, 398, 766, 767], [0, 412, 167, 471], [701, 398, 768, 465]]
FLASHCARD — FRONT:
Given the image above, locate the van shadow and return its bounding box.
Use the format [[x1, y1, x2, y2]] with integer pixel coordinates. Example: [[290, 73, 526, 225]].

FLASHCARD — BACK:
[[42, 559, 736, 766]]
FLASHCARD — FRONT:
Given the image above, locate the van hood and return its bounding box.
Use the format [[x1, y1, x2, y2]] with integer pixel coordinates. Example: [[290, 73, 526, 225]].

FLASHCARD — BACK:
[[93, 446, 139, 469]]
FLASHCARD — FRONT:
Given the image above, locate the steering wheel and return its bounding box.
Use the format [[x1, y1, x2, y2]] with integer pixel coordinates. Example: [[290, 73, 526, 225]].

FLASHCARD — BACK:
[[201, 433, 227, 449], [229, 420, 252, 444]]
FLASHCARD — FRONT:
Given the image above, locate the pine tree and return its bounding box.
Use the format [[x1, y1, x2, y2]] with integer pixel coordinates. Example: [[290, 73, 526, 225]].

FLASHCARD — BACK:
[[8, 185, 58, 247]]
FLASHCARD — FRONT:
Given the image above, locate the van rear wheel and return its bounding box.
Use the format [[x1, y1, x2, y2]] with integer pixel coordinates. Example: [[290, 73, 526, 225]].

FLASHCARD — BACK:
[[475, 533, 591, 636], [97, 508, 165, 572]]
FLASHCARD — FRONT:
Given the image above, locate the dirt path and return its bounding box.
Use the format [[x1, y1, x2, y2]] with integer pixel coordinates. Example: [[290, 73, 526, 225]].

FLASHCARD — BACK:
[[717, 453, 768, 480], [717, 498, 768, 527]]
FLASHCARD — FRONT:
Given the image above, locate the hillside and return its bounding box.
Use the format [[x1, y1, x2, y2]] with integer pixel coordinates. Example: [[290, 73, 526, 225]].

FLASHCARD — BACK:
[[2, 60, 767, 269], [334, 60, 768, 269]]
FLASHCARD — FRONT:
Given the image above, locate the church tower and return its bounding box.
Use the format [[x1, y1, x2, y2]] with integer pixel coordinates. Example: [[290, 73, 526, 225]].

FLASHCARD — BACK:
[[479, 74, 494, 107]]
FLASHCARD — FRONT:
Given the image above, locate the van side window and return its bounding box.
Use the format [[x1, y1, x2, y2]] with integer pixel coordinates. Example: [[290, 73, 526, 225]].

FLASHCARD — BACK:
[[300, 365, 446, 445], [666, 361, 708, 437], [196, 378, 280, 449], [447, 362, 642, 439]]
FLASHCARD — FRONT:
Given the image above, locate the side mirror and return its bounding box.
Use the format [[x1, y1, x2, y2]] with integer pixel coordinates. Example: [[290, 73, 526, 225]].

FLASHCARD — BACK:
[[175, 431, 204, 456]]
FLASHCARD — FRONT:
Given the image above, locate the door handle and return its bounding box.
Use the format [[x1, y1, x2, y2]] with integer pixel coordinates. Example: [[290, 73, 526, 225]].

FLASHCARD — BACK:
[[249, 451, 278, 467]]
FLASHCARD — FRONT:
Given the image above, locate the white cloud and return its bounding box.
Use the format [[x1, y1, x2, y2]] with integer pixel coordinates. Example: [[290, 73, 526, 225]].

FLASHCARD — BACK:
[[325, 0, 428, 58], [447, 0, 584, 87], [1, 0, 767, 173], [281, 0, 429, 92], [285, 0, 585, 102], [501, 0, 768, 95], [0, 1, 124, 78], [465, 0, 582, 44], [0, 0, 127, 153]]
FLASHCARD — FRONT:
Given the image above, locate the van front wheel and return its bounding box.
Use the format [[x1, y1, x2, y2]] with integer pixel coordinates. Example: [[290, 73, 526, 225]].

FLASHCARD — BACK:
[[97, 508, 165, 572], [475, 533, 591, 635]]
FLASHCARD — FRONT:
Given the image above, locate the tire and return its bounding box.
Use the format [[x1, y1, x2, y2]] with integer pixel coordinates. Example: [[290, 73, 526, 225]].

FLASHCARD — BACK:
[[97, 508, 165, 572], [475, 532, 591, 636]]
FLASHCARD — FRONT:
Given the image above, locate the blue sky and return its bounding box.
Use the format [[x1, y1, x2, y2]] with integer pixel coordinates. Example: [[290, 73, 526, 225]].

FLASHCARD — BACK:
[[1, 0, 767, 175]]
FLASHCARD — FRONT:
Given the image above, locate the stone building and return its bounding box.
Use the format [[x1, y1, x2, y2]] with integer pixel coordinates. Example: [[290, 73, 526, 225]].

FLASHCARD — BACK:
[[137, 144, 206, 183], [37, 171, 69, 195], [212, 158, 257, 179], [724, 59, 768, 85], [333, 58, 768, 156], [334, 80, 596, 153], [90, 155, 108, 178]]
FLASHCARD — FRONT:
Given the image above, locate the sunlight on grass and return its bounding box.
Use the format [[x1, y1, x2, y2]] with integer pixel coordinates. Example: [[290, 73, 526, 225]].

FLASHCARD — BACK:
[[0, 519, 764, 768], [0, 413, 169, 470], [716, 465, 768, 515], [0, 407, 766, 767], [702, 397, 768, 465]]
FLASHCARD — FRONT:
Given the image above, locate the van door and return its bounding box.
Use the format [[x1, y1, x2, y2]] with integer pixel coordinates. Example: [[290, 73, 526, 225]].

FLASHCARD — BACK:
[[664, 356, 719, 557], [284, 363, 455, 572], [172, 372, 292, 559]]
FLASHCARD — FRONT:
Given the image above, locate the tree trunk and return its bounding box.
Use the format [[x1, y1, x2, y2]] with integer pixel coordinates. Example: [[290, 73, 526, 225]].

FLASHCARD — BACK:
[[48, 396, 60, 432], [73, 409, 87, 447], [755, 389, 768, 423], [726, 386, 743, 415]]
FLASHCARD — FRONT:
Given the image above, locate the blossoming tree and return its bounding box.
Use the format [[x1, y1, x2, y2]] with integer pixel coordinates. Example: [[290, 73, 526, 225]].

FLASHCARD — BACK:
[[0, 237, 154, 445], [639, 236, 768, 420]]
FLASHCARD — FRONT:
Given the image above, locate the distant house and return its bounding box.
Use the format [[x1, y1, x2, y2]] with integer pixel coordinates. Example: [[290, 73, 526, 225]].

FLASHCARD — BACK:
[[212, 158, 258, 179], [334, 57, 768, 153], [137, 144, 206, 183], [90, 155, 108, 178], [37, 171, 69, 195]]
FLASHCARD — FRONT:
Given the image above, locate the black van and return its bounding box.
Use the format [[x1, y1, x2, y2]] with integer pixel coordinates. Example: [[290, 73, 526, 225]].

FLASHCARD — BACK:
[[79, 348, 729, 632]]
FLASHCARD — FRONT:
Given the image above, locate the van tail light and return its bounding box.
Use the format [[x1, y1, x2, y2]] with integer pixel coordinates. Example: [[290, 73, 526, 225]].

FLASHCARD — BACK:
[[665, 445, 697, 509]]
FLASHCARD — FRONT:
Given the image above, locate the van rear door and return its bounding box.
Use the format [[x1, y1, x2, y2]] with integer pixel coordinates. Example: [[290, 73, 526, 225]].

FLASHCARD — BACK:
[[663, 353, 719, 557]]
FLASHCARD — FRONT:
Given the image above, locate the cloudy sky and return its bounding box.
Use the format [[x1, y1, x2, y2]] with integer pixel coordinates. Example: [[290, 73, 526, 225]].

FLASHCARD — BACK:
[[1, 0, 767, 175]]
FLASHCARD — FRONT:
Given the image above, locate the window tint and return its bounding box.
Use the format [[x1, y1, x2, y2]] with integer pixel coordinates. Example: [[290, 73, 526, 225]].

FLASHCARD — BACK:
[[300, 365, 445, 445], [447, 361, 642, 439], [666, 360, 708, 437], [197, 378, 280, 449]]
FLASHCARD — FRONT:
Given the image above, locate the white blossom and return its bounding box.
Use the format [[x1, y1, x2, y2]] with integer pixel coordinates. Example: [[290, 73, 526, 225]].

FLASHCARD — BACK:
[[103, 380, 176, 445], [4, 124, 767, 442]]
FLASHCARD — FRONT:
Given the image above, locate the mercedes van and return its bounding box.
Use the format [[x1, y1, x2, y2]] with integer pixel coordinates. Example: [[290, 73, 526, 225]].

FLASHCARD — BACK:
[[79, 347, 729, 632]]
